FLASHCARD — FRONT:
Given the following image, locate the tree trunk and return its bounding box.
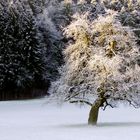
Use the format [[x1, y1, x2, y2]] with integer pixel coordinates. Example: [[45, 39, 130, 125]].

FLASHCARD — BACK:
[[88, 98, 105, 125]]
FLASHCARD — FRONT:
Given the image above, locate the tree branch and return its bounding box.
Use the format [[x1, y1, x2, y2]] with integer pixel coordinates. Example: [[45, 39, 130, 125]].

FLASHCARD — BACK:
[[103, 100, 114, 111], [65, 92, 79, 101], [125, 99, 139, 108], [69, 100, 92, 106], [112, 97, 140, 108]]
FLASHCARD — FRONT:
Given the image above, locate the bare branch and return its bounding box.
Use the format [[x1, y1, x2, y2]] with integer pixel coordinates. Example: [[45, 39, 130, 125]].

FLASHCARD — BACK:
[[103, 100, 114, 111], [112, 97, 140, 108], [126, 99, 139, 108], [69, 100, 92, 106], [65, 93, 79, 101]]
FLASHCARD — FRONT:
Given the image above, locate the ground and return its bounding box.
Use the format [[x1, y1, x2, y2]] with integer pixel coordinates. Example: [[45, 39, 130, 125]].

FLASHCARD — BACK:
[[0, 99, 140, 140]]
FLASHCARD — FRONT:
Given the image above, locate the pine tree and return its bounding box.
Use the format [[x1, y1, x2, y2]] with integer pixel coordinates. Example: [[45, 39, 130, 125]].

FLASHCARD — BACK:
[[0, 0, 46, 98]]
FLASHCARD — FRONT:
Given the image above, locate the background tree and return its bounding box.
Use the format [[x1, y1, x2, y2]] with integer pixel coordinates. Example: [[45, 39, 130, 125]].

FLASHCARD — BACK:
[[0, 0, 47, 99], [36, 8, 64, 81], [49, 12, 140, 125]]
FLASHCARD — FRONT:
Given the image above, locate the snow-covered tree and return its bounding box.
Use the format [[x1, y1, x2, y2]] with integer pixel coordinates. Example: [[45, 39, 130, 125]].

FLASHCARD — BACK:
[[0, 0, 67, 100], [0, 0, 46, 96], [101, 0, 140, 11], [101, 0, 140, 44], [36, 8, 64, 81], [49, 12, 140, 125]]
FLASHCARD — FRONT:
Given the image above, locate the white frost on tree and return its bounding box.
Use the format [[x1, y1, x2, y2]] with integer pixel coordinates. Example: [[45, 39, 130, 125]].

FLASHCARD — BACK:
[[49, 11, 140, 125]]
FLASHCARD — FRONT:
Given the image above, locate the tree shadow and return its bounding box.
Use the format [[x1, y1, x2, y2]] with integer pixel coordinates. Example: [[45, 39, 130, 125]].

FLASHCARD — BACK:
[[97, 122, 140, 127], [58, 122, 140, 128], [57, 123, 88, 128]]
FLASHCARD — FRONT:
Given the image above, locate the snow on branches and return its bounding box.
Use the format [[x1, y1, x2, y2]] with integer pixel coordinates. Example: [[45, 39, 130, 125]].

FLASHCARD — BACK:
[[49, 11, 140, 108]]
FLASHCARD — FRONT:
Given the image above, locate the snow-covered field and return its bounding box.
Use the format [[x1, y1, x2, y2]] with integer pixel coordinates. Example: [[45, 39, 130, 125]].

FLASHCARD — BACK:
[[0, 99, 140, 140]]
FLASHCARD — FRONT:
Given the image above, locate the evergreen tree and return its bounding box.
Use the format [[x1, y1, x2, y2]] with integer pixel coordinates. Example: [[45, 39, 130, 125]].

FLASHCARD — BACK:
[[0, 0, 46, 98]]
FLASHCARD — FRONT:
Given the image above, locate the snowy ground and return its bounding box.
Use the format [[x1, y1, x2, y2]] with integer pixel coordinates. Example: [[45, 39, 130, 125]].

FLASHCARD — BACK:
[[0, 99, 140, 140]]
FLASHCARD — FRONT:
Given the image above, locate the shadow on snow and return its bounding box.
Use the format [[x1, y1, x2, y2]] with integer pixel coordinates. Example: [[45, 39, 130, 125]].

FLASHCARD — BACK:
[[56, 122, 140, 128]]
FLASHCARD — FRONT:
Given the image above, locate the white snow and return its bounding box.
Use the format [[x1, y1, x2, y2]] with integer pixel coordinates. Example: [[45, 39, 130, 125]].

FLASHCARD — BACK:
[[0, 99, 140, 140]]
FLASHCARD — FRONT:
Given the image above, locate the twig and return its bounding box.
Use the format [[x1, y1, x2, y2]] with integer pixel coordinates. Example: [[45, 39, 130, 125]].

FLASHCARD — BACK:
[[69, 100, 92, 106], [65, 92, 79, 101], [112, 97, 139, 108], [103, 100, 114, 110], [126, 99, 139, 108]]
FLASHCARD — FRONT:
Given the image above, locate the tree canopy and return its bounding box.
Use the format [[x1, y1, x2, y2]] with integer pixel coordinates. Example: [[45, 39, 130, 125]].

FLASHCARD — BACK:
[[49, 0, 140, 125]]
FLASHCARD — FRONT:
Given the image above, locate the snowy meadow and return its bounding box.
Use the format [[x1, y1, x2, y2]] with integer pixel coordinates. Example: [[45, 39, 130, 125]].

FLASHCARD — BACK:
[[0, 99, 140, 140]]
